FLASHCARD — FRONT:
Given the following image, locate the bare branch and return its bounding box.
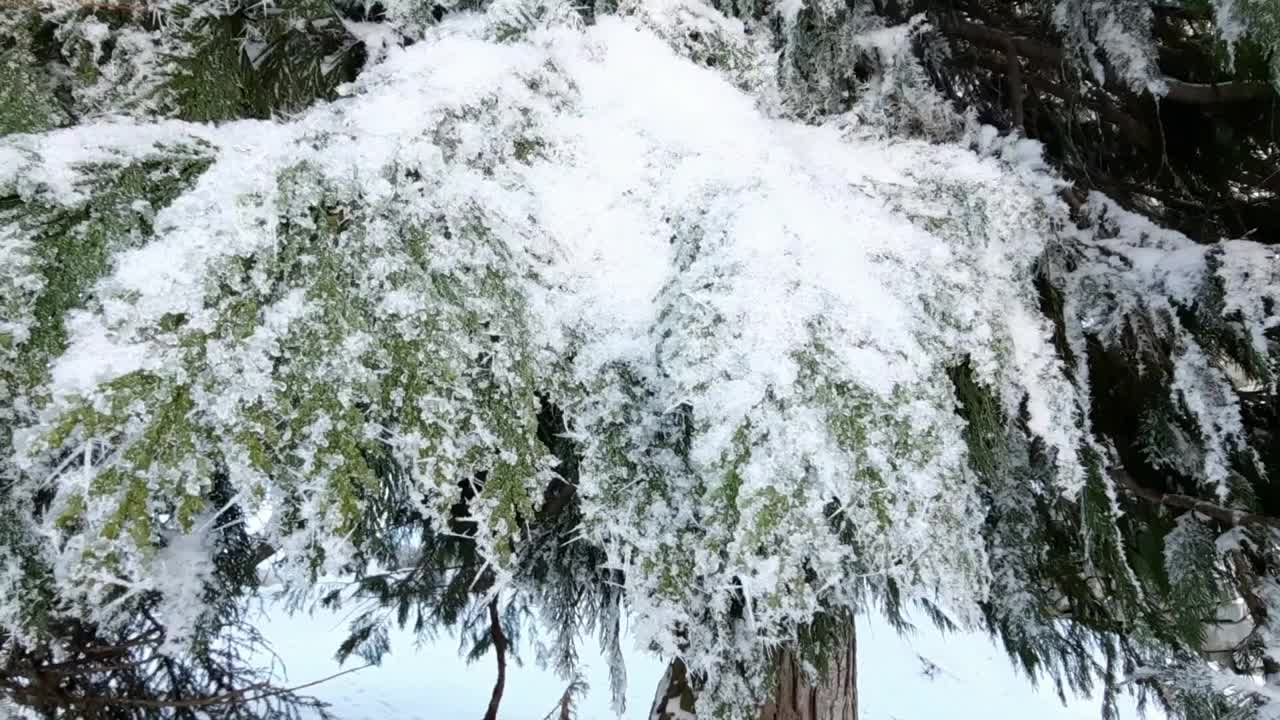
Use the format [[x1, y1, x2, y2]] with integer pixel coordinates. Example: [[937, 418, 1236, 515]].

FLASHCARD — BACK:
[[1110, 466, 1280, 530]]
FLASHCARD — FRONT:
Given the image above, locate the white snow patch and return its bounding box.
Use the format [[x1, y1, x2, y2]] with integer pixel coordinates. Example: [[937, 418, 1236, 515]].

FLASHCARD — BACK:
[[50, 313, 161, 399]]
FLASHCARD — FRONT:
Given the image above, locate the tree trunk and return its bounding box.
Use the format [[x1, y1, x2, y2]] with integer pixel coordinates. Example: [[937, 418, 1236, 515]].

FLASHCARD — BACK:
[[649, 624, 856, 720]]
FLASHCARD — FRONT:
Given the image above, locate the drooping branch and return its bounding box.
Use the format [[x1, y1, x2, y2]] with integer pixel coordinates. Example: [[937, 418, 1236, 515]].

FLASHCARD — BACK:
[[538, 675, 588, 720], [1110, 467, 1280, 530], [482, 598, 508, 720], [2, 637, 365, 713]]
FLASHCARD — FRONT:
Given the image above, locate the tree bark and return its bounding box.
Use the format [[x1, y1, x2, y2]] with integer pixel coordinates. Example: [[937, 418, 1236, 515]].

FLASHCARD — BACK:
[[649, 624, 856, 720]]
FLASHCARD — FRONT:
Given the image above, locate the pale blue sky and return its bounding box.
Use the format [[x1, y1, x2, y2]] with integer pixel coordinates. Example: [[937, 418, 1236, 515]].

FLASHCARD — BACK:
[[258, 602, 1152, 720]]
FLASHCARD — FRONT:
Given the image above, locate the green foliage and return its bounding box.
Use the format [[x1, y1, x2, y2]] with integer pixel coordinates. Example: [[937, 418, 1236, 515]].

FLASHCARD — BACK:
[[0, 140, 216, 617], [165, 8, 252, 122], [951, 360, 1162, 714], [1163, 515, 1224, 649], [32, 156, 554, 588], [1214, 0, 1280, 88], [0, 143, 214, 395], [168, 0, 365, 122], [489, 0, 584, 42], [0, 0, 367, 125], [0, 48, 65, 135], [616, 0, 761, 91]]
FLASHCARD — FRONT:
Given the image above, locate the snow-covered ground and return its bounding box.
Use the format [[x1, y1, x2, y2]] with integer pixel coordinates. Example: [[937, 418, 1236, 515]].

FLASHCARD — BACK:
[[258, 602, 1153, 720]]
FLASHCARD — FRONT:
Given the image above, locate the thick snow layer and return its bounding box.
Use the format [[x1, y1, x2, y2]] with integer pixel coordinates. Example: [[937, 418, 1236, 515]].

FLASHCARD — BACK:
[[16, 8, 1073, 676]]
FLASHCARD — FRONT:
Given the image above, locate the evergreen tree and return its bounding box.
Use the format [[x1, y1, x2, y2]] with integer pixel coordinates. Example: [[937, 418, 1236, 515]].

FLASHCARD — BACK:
[[1, 1, 1279, 720]]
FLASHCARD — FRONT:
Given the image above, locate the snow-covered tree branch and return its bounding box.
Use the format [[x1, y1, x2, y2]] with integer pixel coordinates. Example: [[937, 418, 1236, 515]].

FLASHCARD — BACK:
[[1, 1, 1279, 719]]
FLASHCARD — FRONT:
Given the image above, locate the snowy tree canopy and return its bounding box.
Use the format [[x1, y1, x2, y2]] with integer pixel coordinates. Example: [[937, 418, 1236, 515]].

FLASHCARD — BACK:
[[1, 1, 1279, 719]]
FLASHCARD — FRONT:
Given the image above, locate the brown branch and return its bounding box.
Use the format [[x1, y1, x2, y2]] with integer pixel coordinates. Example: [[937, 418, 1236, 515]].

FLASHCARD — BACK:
[[1110, 466, 1280, 529], [966, 50, 1154, 148], [1005, 39, 1025, 130], [238, 663, 370, 705], [1163, 79, 1276, 105], [12, 629, 163, 673], [947, 21, 1066, 66], [482, 599, 508, 720], [945, 20, 1275, 105], [2, 678, 272, 710], [7, 658, 369, 711]]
